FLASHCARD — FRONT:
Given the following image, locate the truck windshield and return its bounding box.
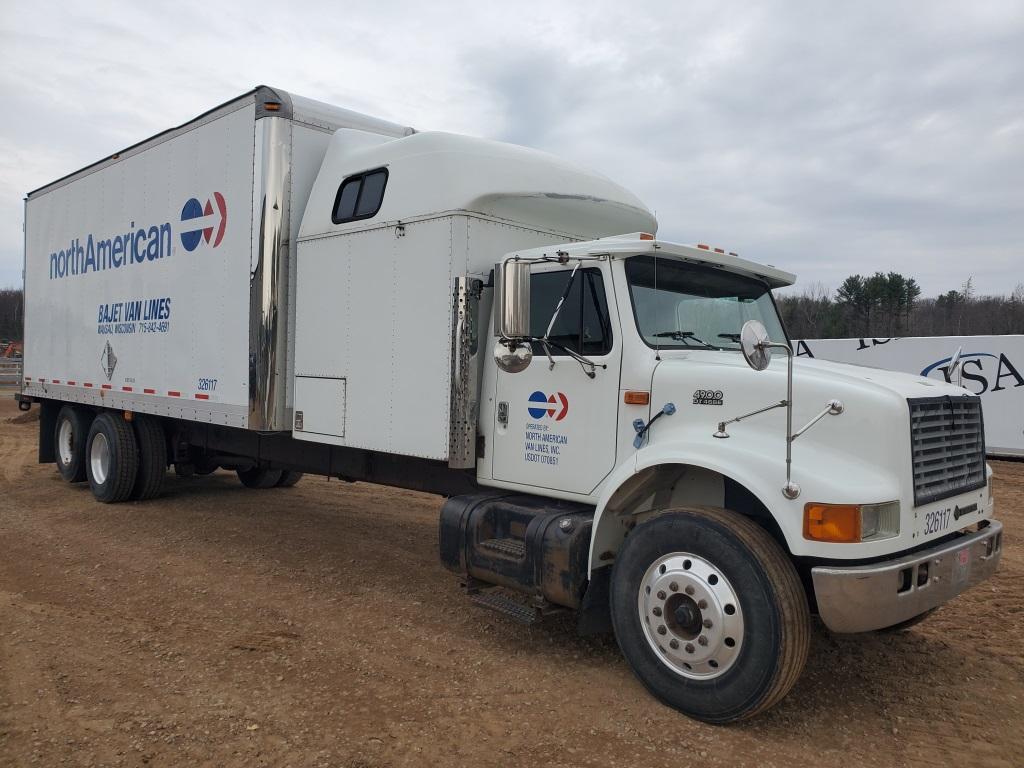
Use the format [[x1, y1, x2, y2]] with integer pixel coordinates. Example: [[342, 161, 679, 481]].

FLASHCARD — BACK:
[[625, 256, 787, 351]]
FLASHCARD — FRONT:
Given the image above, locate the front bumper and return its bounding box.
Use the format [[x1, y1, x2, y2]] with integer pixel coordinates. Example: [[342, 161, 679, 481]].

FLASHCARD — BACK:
[[811, 520, 1003, 633]]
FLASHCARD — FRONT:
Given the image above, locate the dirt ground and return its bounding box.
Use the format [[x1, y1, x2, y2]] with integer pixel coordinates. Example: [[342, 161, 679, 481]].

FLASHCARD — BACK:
[[0, 395, 1021, 768]]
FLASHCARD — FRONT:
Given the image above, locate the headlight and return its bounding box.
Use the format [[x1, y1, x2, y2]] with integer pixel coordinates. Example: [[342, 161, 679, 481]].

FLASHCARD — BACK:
[[803, 501, 900, 543], [859, 501, 900, 541]]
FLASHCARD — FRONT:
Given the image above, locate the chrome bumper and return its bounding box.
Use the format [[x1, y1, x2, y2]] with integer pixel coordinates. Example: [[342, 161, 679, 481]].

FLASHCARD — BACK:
[[812, 520, 1003, 633]]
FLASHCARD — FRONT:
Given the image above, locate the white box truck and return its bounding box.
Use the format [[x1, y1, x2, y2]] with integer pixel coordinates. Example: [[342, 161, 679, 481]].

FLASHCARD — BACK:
[[20, 87, 1003, 723]]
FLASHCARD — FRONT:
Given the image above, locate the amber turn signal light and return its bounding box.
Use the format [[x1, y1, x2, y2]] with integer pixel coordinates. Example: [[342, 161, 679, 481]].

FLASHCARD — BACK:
[[803, 503, 861, 543], [623, 391, 650, 405]]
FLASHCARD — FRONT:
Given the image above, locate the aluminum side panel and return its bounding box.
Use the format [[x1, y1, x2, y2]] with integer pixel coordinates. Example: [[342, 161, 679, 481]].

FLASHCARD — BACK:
[[293, 220, 455, 459], [23, 104, 256, 419]]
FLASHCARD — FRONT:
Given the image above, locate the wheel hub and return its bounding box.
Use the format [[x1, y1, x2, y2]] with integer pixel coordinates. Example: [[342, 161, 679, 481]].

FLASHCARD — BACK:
[[90, 432, 110, 485], [637, 553, 744, 680], [667, 595, 702, 638], [58, 419, 74, 466]]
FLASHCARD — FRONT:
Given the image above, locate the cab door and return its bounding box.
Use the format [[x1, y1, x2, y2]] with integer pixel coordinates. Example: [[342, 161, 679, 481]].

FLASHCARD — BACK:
[[491, 264, 621, 496]]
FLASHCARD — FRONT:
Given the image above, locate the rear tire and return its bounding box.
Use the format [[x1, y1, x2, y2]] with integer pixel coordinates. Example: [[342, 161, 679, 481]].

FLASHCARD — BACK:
[[54, 406, 92, 483], [610, 506, 810, 724], [131, 415, 167, 500], [237, 467, 283, 488], [275, 471, 304, 487], [85, 412, 139, 503]]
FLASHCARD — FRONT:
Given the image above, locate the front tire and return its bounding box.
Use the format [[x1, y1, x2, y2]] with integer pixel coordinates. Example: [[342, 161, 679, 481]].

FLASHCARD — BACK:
[[610, 506, 810, 724], [85, 412, 139, 503], [54, 406, 93, 483]]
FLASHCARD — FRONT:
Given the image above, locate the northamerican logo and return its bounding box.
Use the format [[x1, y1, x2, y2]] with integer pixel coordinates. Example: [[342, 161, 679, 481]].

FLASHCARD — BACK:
[[47, 193, 227, 280], [180, 192, 227, 251], [528, 390, 569, 421]]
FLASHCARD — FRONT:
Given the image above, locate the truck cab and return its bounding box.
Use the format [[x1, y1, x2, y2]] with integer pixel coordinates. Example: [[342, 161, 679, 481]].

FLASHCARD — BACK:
[[456, 231, 1001, 722]]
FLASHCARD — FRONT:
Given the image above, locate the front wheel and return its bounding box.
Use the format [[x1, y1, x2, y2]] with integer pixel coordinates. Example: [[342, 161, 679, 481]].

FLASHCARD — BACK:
[[610, 507, 810, 723]]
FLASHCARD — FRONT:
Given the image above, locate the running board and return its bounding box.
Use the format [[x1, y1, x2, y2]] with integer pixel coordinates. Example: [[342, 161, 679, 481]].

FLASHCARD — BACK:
[[469, 591, 541, 625]]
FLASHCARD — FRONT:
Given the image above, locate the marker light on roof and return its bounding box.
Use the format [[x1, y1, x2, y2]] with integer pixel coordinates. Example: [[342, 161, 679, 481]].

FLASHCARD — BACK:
[[696, 243, 739, 256]]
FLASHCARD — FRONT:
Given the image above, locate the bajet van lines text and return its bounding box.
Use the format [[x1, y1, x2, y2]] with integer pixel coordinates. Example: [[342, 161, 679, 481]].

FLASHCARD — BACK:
[[97, 297, 172, 335], [49, 221, 172, 280]]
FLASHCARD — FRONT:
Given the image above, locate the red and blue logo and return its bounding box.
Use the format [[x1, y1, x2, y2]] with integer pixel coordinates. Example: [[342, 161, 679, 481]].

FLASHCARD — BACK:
[[180, 192, 227, 252], [528, 390, 569, 421]]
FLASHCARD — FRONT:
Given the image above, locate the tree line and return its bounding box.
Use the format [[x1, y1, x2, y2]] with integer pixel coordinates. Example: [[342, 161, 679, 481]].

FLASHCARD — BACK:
[[777, 273, 1024, 340], [0, 288, 22, 342]]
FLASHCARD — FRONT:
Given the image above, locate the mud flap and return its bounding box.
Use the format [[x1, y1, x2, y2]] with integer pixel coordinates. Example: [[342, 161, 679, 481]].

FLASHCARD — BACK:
[[577, 566, 613, 636]]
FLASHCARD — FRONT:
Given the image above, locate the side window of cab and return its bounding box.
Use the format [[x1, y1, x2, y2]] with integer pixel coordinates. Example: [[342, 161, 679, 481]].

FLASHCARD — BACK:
[[528, 268, 613, 356]]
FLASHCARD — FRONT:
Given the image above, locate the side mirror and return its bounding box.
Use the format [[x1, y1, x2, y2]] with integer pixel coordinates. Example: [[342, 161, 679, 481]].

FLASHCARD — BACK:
[[495, 259, 531, 339], [740, 320, 772, 372]]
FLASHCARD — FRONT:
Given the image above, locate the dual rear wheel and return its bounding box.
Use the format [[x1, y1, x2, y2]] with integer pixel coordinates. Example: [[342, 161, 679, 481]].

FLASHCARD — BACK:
[[54, 406, 302, 502], [75, 411, 166, 503]]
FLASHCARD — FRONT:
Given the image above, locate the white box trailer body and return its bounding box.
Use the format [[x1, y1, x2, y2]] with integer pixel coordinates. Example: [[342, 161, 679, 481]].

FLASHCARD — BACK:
[[23, 87, 414, 432], [796, 336, 1024, 458]]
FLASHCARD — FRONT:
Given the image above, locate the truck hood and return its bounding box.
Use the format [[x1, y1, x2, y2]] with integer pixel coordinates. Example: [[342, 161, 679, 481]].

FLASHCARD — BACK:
[[645, 348, 988, 561]]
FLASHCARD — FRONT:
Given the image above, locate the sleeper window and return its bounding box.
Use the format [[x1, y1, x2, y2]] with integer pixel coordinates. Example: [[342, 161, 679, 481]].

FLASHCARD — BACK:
[[332, 168, 388, 224]]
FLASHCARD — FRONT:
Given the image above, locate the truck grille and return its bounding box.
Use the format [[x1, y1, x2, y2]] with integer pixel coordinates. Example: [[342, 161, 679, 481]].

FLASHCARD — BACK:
[[909, 396, 985, 507]]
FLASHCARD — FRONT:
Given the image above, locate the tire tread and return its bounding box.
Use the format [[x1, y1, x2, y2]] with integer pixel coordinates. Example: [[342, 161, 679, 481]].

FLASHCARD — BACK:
[[87, 412, 139, 504], [131, 415, 166, 500], [612, 505, 810, 723]]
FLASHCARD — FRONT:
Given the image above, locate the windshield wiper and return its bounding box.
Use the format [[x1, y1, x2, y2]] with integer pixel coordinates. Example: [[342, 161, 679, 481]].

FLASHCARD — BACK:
[[528, 337, 605, 378], [718, 333, 741, 344], [652, 330, 719, 350]]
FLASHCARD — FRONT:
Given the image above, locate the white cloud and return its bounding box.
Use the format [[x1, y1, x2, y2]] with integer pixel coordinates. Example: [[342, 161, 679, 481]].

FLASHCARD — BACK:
[[1, 0, 1021, 295]]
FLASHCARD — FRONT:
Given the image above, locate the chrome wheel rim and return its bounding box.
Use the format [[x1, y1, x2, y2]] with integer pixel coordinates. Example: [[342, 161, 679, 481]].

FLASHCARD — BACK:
[[90, 432, 110, 485], [58, 419, 74, 466], [637, 552, 744, 680]]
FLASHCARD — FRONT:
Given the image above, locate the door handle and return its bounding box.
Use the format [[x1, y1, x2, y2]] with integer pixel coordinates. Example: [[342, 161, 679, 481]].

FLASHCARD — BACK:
[[497, 401, 509, 427]]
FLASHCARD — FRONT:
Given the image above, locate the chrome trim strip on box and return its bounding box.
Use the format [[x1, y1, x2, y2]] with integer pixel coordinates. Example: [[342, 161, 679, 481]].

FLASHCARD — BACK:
[[248, 115, 291, 431]]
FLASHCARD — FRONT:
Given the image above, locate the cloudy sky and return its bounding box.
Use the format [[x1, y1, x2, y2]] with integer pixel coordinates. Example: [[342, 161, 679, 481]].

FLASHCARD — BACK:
[[1, 1, 1021, 296]]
